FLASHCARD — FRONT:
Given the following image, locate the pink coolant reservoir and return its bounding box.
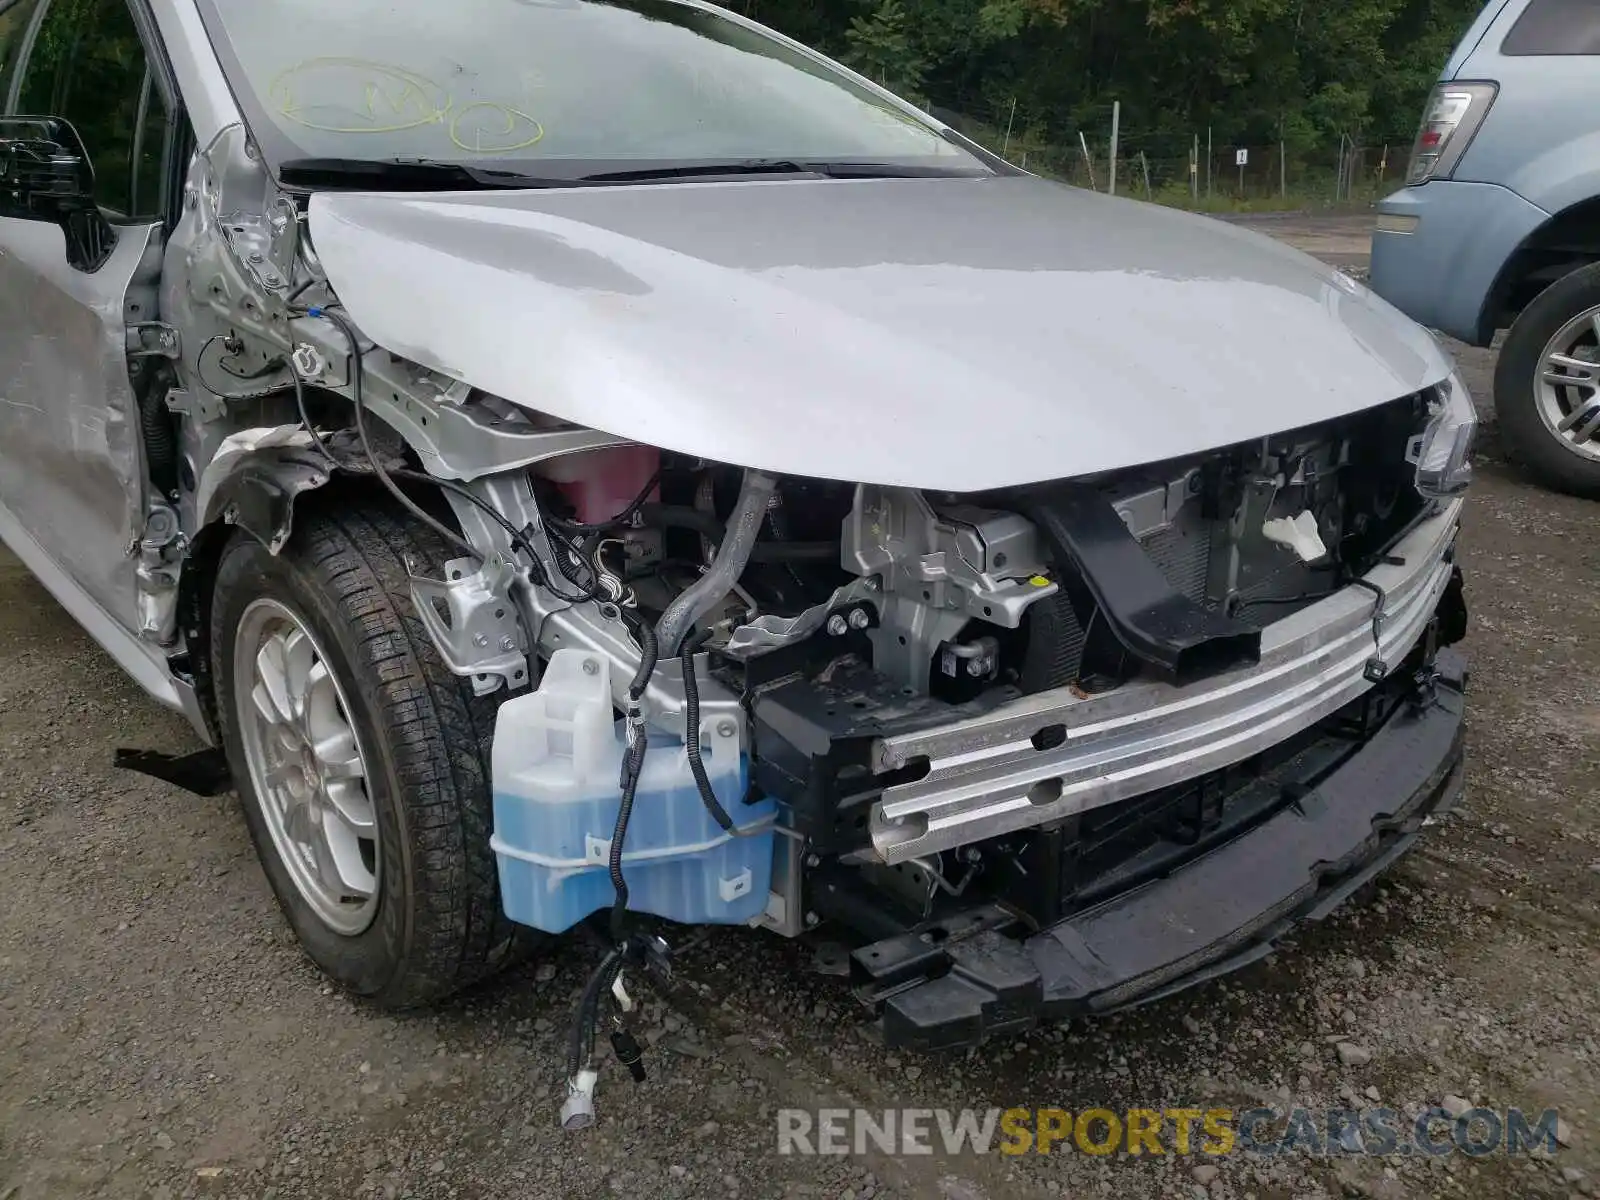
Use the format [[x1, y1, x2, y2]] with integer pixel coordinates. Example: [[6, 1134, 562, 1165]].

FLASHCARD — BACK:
[[535, 445, 660, 525]]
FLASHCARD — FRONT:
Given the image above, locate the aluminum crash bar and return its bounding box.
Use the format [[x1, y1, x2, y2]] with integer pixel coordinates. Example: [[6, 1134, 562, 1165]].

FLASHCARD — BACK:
[[867, 499, 1464, 863]]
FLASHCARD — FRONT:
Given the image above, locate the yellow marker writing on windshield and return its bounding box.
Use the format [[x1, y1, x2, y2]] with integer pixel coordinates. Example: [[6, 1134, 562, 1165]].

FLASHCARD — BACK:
[[271, 57, 545, 152]]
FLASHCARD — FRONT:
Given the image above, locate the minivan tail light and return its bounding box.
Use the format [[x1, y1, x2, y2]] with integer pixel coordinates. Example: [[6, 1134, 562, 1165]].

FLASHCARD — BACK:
[[1405, 82, 1497, 185]]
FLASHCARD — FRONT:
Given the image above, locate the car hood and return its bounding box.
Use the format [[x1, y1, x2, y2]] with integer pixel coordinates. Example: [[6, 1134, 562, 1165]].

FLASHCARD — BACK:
[[308, 175, 1450, 491]]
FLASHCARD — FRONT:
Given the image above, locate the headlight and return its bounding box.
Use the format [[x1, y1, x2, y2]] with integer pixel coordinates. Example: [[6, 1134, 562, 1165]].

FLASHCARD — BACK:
[[1409, 373, 1477, 497]]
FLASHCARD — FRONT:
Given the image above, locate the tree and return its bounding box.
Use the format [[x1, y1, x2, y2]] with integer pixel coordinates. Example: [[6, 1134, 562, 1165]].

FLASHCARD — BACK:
[[843, 0, 930, 99], [740, 0, 1483, 185]]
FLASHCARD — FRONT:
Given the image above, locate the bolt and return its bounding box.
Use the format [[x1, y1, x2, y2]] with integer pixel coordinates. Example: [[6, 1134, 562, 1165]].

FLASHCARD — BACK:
[[581, 659, 599, 675], [804, 853, 821, 869], [499, 636, 517, 653], [803, 911, 820, 928], [966, 658, 989, 678], [715, 720, 737, 738], [249, 252, 264, 264], [473, 633, 490, 648], [847, 607, 871, 630], [825, 614, 849, 637]]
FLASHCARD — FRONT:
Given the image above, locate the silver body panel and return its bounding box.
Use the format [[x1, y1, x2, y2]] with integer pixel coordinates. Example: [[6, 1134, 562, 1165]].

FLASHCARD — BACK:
[[309, 179, 1452, 492], [0, 494, 202, 724], [0, 217, 156, 642]]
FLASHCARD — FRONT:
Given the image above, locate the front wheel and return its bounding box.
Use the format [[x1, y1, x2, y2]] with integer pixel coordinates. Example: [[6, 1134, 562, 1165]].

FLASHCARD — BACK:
[[1495, 262, 1600, 498], [210, 499, 536, 1006]]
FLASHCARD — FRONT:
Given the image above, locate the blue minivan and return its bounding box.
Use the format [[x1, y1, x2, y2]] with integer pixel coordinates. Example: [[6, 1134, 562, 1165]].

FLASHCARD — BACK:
[[1370, 0, 1600, 497]]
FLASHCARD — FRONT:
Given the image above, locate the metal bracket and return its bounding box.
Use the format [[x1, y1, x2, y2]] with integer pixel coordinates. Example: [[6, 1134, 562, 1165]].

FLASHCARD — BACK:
[[265, 194, 299, 282], [221, 212, 291, 292], [722, 577, 882, 657], [135, 504, 185, 645], [165, 386, 226, 423], [409, 555, 532, 696], [126, 321, 181, 359]]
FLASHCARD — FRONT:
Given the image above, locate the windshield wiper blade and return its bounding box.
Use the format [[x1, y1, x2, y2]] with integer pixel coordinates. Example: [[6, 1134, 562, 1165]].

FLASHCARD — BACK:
[[276, 157, 561, 190], [577, 159, 988, 184], [576, 159, 816, 183], [276, 156, 992, 192], [804, 161, 989, 178]]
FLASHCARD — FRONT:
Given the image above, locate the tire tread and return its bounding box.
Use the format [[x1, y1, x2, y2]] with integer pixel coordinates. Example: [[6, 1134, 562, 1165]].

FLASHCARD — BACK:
[[215, 495, 535, 1009]]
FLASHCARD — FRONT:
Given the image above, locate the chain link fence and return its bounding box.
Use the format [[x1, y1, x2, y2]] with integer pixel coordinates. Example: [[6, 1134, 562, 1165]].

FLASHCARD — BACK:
[[934, 102, 1417, 212]]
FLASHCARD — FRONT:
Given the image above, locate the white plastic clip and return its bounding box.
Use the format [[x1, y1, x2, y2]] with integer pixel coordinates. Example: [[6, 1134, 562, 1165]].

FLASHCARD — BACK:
[[611, 970, 635, 1014], [1261, 510, 1329, 564]]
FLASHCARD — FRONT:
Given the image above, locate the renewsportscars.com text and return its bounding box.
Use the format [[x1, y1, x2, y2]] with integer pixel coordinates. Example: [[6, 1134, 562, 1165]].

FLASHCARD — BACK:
[[776, 1106, 1563, 1159]]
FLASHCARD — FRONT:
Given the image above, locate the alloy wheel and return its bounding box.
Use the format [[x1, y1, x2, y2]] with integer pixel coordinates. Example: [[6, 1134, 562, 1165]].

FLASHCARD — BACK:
[[1535, 306, 1600, 463], [232, 598, 380, 935]]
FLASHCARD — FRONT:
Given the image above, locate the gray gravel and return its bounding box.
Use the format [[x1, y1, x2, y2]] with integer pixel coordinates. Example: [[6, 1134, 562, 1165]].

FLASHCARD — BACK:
[[2, 215, 1597, 1199]]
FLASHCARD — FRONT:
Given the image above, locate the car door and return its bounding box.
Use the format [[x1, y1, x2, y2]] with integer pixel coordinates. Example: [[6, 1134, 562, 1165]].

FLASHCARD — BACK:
[[0, 0, 176, 640]]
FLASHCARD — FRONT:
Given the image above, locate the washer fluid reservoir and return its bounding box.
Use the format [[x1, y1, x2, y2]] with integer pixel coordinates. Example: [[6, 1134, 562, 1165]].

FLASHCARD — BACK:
[[490, 648, 776, 934]]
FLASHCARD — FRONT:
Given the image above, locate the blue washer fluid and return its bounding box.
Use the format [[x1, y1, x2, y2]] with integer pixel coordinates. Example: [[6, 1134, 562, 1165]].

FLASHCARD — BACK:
[[490, 648, 777, 934]]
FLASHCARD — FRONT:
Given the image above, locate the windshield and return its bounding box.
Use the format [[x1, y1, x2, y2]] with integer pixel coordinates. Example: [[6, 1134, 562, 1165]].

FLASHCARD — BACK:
[[196, 0, 990, 181]]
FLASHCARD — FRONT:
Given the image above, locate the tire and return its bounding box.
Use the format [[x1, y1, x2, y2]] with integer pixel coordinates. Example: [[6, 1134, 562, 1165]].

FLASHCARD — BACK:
[[1495, 262, 1600, 498], [210, 498, 537, 1007]]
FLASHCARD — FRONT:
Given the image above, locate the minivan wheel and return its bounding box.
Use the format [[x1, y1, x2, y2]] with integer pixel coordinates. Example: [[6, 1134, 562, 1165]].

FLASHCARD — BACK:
[[210, 500, 537, 1006], [1496, 262, 1600, 498]]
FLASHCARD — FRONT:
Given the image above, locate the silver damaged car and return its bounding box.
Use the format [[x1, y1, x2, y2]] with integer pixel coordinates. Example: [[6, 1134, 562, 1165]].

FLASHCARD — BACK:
[[0, 0, 1473, 1123]]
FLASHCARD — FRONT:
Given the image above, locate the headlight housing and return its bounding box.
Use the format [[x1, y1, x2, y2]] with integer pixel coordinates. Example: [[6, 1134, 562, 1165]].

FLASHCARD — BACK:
[[1408, 373, 1477, 497]]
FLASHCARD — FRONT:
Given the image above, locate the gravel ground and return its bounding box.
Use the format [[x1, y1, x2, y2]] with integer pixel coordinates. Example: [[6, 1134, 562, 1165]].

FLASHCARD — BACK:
[[2, 215, 1596, 1200]]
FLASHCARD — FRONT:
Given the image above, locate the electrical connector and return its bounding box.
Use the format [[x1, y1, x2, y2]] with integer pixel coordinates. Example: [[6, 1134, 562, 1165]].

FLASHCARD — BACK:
[[560, 1068, 599, 1131], [610, 1029, 647, 1083]]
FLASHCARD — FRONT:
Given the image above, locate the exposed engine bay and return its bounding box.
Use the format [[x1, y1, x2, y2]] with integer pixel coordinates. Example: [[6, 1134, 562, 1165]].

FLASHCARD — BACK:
[[588, 392, 1433, 705]]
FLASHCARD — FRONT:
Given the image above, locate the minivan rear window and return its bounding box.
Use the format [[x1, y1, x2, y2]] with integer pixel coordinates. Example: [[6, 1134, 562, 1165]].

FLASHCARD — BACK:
[[1502, 0, 1600, 55]]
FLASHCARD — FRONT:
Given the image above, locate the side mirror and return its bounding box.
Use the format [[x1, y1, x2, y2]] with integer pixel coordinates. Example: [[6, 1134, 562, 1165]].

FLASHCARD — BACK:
[[0, 115, 113, 270]]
